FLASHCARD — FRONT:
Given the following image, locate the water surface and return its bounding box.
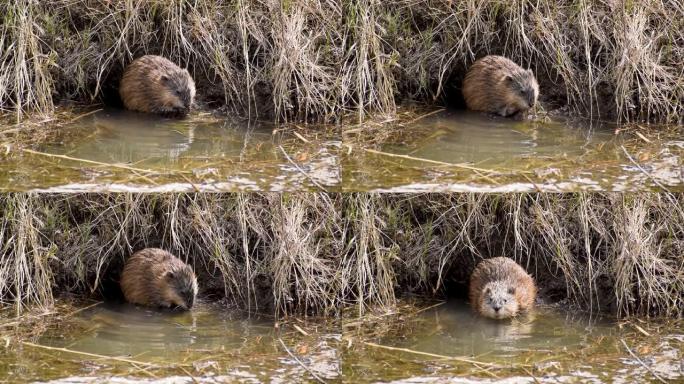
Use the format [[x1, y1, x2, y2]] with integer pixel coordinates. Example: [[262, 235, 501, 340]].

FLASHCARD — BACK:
[[2, 109, 682, 192], [343, 299, 683, 383], [0, 302, 340, 383], [0, 110, 340, 192], [343, 111, 684, 192], [1, 300, 681, 383]]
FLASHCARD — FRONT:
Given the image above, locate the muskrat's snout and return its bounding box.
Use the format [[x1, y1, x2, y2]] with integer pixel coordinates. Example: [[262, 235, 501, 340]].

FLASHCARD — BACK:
[[526, 90, 536, 108], [184, 294, 194, 309]]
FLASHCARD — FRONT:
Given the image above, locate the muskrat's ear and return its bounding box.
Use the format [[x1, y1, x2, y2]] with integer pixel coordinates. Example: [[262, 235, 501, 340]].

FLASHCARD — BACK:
[[508, 287, 516, 295], [484, 287, 491, 295], [504, 75, 513, 83], [160, 74, 169, 84], [165, 271, 175, 280]]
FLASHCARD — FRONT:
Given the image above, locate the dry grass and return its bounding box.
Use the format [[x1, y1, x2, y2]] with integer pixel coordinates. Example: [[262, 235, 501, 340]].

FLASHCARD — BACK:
[[0, 193, 682, 318], [0, 1, 681, 124], [359, 193, 684, 318]]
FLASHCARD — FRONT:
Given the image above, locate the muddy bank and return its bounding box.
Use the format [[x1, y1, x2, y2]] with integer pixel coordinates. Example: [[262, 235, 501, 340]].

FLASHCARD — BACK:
[[0, 193, 682, 318], [1, 1, 682, 124]]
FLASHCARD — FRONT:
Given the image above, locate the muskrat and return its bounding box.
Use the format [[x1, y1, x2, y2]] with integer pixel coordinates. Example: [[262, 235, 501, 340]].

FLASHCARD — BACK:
[[462, 55, 539, 119], [469, 257, 537, 319], [119, 55, 195, 118], [120, 248, 198, 310]]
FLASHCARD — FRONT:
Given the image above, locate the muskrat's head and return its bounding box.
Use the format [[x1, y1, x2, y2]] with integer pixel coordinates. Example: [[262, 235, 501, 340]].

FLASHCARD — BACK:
[[158, 69, 196, 118], [161, 265, 198, 310], [503, 68, 539, 112], [480, 281, 518, 319]]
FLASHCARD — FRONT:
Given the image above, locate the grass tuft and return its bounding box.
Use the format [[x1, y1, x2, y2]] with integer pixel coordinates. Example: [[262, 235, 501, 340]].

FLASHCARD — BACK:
[[0, 1, 682, 123]]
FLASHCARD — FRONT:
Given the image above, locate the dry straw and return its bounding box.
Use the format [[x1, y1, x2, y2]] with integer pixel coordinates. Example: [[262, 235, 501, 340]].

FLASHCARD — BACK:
[[0, 1, 682, 123], [0, 193, 682, 318]]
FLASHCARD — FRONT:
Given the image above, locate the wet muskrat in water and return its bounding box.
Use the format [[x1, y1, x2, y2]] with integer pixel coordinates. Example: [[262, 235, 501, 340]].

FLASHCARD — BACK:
[[120, 248, 198, 310], [469, 257, 537, 319], [119, 55, 195, 118], [462, 55, 539, 119]]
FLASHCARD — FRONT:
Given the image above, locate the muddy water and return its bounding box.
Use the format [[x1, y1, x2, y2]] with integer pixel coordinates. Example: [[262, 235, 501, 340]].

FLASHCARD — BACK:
[[0, 303, 340, 383], [0, 110, 340, 192], [1, 300, 681, 383], [344, 111, 684, 192], [2, 109, 683, 192], [343, 300, 683, 383]]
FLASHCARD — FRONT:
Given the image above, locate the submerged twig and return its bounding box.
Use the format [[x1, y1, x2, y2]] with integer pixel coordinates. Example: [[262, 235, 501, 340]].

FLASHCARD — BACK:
[[400, 108, 445, 126], [63, 301, 103, 318], [278, 338, 327, 384], [620, 146, 671, 192], [361, 147, 501, 173], [362, 341, 507, 368], [292, 323, 309, 336], [21, 149, 167, 175], [69, 108, 103, 123], [620, 339, 667, 383], [411, 301, 446, 315], [179, 366, 200, 384], [278, 146, 327, 191], [21, 341, 159, 368]]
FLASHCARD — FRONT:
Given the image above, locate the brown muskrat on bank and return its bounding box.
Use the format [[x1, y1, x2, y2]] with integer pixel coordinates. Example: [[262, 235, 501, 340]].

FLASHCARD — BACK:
[[120, 248, 198, 310], [119, 55, 196, 118], [462, 55, 539, 119], [469, 257, 537, 319]]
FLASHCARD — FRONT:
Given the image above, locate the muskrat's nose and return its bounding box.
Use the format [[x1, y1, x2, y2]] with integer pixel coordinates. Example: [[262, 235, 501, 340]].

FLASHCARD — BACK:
[[493, 305, 502, 312]]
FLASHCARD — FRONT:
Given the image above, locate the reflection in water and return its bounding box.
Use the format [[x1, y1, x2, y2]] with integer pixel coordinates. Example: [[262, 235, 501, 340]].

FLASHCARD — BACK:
[[48, 110, 273, 166], [344, 110, 684, 192], [89, 113, 196, 161], [386, 300, 602, 358], [400, 112, 610, 164]]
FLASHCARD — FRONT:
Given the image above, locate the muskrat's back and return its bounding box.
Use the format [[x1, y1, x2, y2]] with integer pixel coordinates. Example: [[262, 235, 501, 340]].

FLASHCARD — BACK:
[[119, 55, 195, 118], [462, 55, 539, 119], [120, 248, 198, 310]]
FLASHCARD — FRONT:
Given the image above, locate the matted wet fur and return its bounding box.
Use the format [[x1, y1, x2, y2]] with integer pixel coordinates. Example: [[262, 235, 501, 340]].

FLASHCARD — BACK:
[[469, 257, 537, 319], [119, 55, 195, 118], [462, 55, 539, 119], [120, 248, 198, 310]]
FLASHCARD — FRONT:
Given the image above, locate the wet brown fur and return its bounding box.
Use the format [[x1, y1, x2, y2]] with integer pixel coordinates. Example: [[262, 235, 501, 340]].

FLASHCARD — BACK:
[[469, 257, 537, 319], [120, 248, 198, 310], [119, 55, 195, 118], [462, 55, 539, 119]]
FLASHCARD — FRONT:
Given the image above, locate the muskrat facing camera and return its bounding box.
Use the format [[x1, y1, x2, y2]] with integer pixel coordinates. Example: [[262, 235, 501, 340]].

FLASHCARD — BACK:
[[462, 55, 539, 119], [120, 248, 198, 310], [469, 257, 537, 319], [119, 55, 195, 118]]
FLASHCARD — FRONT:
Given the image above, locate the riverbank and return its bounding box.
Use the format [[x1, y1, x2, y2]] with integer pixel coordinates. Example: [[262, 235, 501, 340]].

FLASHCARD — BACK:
[[0, 193, 681, 318], [1, 1, 682, 124]]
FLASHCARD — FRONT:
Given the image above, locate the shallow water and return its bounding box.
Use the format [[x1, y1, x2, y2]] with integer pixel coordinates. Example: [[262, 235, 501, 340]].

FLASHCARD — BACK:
[[2, 109, 683, 192], [344, 111, 684, 192], [343, 300, 683, 383], [0, 302, 340, 383], [1, 300, 681, 383], [0, 110, 340, 192]]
